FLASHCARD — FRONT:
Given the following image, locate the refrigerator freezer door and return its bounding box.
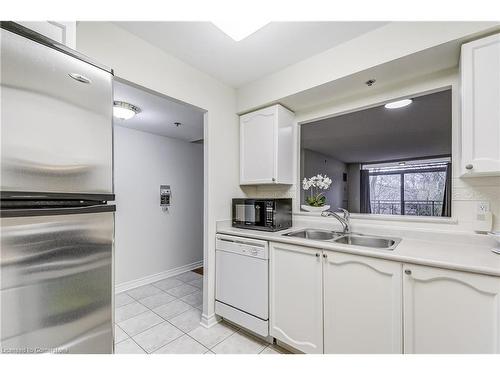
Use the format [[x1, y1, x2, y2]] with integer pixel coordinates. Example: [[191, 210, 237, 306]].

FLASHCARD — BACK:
[[0, 28, 113, 195], [0, 209, 114, 353]]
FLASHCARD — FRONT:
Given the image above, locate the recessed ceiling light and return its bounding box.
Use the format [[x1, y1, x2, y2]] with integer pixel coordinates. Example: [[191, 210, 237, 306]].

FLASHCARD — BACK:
[[384, 99, 412, 109], [113, 101, 141, 120], [212, 20, 269, 41]]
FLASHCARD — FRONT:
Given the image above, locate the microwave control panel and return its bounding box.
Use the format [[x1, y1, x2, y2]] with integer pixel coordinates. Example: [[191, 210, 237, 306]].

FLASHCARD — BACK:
[[265, 201, 274, 225]]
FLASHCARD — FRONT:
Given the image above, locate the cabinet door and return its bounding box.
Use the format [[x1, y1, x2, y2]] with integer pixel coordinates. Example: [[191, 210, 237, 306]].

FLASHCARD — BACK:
[[323, 252, 402, 353], [461, 33, 500, 176], [404, 264, 500, 353], [240, 107, 276, 184], [270, 242, 323, 353]]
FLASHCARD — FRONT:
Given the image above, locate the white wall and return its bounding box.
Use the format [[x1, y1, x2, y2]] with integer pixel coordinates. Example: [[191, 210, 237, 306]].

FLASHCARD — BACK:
[[113, 126, 203, 286], [236, 22, 500, 112], [77, 22, 242, 327]]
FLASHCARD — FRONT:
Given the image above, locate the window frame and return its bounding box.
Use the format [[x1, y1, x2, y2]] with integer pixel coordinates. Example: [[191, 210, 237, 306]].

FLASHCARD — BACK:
[[367, 165, 448, 217], [293, 76, 458, 225]]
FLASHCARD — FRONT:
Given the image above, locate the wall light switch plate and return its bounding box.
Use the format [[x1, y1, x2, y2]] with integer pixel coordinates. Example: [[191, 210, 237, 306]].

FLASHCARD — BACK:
[[477, 201, 491, 215], [475, 201, 492, 233]]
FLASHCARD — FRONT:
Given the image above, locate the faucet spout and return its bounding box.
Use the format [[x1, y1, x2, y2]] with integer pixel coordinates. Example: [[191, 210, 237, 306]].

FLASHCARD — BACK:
[[321, 208, 351, 234]]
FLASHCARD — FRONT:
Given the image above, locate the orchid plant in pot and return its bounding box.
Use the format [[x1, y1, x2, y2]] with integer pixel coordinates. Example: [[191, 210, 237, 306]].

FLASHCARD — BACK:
[[301, 174, 333, 212]]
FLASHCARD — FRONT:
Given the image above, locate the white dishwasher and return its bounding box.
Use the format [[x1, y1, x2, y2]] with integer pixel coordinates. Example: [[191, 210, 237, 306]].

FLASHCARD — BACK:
[[215, 234, 269, 336]]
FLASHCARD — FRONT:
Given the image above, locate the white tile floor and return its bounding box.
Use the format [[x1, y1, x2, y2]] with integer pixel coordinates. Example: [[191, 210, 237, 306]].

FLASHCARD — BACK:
[[114, 271, 289, 354]]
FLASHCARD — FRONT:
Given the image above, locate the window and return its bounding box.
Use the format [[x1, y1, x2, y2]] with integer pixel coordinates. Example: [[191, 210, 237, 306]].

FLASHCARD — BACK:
[[363, 159, 451, 217], [299, 89, 452, 217]]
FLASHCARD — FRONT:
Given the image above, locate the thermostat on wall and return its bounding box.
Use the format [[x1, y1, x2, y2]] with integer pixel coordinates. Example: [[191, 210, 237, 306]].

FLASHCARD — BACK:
[[160, 185, 171, 207]]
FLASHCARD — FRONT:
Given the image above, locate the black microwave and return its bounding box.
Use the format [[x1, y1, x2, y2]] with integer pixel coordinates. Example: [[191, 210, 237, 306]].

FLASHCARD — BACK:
[[232, 198, 292, 232]]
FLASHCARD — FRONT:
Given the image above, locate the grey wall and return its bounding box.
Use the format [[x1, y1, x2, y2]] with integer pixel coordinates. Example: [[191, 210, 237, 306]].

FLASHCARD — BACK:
[[301, 148, 347, 209], [347, 163, 361, 212], [114, 126, 203, 285]]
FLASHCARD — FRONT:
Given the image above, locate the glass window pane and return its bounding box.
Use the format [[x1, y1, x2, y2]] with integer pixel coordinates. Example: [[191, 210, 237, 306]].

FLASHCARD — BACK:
[[403, 171, 446, 216], [369, 174, 401, 215]]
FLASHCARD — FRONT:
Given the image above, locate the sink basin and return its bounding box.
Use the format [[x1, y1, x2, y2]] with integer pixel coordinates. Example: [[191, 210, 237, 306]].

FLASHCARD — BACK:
[[333, 234, 400, 250], [284, 229, 342, 241], [283, 228, 401, 250]]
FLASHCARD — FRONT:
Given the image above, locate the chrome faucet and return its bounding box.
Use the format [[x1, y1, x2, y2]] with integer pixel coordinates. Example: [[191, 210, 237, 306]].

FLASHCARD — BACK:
[[322, 208, 350, 234]]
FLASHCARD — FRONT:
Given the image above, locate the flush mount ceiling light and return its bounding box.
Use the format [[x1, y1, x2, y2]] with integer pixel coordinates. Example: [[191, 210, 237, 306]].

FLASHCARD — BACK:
[[113, 101, 141, 120], [384, 99, 413, 109], [212, 20, 269, 41]]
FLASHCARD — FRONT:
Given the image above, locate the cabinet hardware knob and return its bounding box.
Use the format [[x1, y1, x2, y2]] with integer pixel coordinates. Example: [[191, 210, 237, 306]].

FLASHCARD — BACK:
[[272, 178, 276, 182], [465, 164, 473, 170], [315, 253, 320, 257], [322, 253, 327, 258], [405, 269, 412, 275]]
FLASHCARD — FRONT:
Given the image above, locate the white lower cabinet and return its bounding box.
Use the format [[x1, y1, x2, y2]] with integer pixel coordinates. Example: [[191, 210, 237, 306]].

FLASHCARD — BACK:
[[323, 252, 402, 353], [269, 241, 500, 354], [270, 242, 323, 354], [403, 264, 500, 353]]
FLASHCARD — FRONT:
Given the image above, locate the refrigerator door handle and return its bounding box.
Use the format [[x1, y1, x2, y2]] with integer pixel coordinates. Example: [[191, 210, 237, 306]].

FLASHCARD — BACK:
[[0, 204, 116, 218]]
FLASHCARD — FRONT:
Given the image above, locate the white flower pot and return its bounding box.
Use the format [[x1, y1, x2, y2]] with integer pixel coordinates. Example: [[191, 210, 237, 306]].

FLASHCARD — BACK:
[[301, 204, 330, 213]]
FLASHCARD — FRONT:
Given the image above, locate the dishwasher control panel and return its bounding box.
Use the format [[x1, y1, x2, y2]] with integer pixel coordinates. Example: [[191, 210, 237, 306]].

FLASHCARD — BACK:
[[216, 234, 268, 260]]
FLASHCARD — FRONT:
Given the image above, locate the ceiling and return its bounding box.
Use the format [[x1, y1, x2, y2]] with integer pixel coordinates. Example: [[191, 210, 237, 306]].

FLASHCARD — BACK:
[[113, 79, 205, 142], [301, 90, 452, 164], [281, 39, 461, 112], [113, 21, 388, 88]]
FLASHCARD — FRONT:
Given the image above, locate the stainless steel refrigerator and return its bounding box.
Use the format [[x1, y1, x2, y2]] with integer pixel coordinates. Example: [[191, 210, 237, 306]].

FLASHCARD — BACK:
[[0, 22, 115, 354]]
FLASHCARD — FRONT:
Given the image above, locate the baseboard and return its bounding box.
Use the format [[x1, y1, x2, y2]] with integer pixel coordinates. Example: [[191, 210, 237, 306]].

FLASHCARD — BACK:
[[200, 312, 221, 328], [115, 260, 203, 294]]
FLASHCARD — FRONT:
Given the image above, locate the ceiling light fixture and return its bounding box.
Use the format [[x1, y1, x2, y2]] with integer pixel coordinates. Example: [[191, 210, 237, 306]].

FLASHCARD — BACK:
[[212, 20, 269, 41], [384, 99, 412, 109], [113, 101, 141, 120]]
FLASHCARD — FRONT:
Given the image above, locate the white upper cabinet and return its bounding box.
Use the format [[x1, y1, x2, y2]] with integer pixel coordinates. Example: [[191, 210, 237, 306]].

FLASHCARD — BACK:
[[16, 22, 76, 49], [240, 104, 294, 185], [323, 252, 402, 354], [403, 264, 500, 353], [270, 242, 323, 354], [460, 33, 500, 176]]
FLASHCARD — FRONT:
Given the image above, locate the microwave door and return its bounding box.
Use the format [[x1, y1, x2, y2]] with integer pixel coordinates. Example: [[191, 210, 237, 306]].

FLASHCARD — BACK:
[[234, 202, 264, 226], [243, 204, 257, 225]]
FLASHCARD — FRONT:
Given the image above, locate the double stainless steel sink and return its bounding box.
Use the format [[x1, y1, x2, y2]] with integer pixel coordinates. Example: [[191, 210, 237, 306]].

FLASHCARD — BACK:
[[283, 228, 401, 250]]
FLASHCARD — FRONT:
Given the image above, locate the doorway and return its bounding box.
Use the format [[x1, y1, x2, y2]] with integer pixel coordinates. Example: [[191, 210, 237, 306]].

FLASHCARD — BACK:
[[112, 78, 209, 353]]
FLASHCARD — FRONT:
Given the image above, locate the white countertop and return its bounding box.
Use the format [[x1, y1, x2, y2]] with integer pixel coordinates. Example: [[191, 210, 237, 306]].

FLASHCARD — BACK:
[[216, 220, 500, 277]]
